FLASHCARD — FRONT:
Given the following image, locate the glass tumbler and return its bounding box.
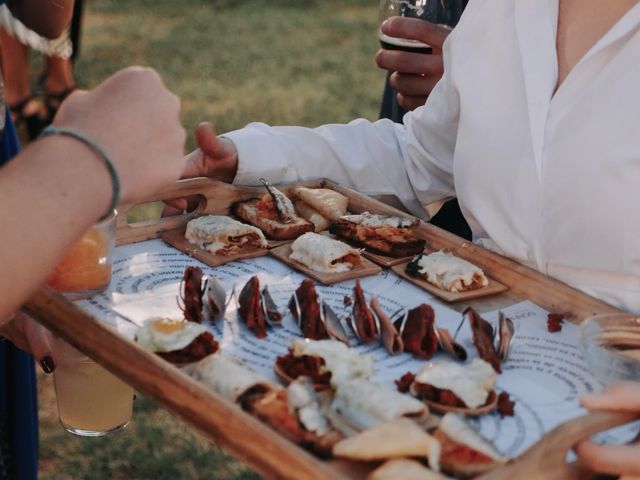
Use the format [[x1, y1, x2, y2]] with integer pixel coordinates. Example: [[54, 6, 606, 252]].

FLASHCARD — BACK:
[[46, 210, 117, 300], [51, 335, 134, 436]]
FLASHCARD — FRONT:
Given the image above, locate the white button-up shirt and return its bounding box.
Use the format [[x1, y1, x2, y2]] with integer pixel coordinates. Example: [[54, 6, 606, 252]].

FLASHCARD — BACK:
[[226, 0, 640, 313]]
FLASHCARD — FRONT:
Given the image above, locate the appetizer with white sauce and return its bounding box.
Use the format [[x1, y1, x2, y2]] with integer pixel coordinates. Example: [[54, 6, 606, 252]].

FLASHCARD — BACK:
[[185, 215, 268, 255], [289, 232, 362, 273], [406, 251, 489, 292]]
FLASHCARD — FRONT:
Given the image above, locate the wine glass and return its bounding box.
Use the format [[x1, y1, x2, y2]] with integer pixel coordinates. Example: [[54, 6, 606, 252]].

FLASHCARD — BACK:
[[378, 0, 466, 53]]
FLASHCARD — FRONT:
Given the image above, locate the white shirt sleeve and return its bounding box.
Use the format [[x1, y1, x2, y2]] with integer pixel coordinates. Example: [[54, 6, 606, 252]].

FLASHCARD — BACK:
[[225, 24, 463, 220]]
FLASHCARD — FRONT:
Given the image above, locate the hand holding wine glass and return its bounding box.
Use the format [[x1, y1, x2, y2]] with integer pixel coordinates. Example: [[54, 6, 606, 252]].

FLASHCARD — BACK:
[[376, 0, 464, 110]]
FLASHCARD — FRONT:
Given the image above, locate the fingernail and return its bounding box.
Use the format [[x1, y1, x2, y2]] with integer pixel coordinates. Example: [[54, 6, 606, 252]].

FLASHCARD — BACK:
[[40, 356, 55, 374]]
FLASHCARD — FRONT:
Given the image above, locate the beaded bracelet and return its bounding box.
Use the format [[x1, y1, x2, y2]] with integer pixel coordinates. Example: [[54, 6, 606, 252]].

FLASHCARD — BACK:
[[40, 126, 120, 221]]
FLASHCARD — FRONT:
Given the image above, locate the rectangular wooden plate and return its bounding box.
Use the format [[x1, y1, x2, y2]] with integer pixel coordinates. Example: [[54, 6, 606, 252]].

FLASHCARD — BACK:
[[161, 226, 269, 267], [361, 250, 415, 267], [267, 239, 290, 249], [269, 242, 382, 285], [391, 257, 509, 302], [317, 230, 416, 267]]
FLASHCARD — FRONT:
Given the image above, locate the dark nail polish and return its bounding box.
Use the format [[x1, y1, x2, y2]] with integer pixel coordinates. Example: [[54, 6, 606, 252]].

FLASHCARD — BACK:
[[40, 356, 55, 374]]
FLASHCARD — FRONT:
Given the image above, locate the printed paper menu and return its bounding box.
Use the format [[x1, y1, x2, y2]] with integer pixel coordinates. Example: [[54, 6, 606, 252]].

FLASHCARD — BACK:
[[80, 239, 638, 456]]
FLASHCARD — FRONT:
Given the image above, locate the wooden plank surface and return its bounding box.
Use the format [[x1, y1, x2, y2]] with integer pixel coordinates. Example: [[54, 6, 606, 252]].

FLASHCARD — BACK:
[[27, 177, 629, 480]]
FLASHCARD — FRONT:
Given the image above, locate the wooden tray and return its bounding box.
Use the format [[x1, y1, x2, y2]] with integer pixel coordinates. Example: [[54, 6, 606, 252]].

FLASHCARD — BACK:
[[26, 178, 627, 480], [391, 258, 509, 303], [161, 224, 269, 267]]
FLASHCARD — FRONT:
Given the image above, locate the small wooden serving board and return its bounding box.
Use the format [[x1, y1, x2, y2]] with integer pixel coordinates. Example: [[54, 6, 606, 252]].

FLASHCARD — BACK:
[[317, 230, 415, 267], [391, 259, 509, 303], [361, 250, 415, 267], [270, 242, 381, 285], [161, 225, 269, 267]]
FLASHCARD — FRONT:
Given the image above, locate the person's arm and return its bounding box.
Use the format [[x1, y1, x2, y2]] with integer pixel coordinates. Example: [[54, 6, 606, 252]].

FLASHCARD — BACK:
[[0, 66, 186, 324], [0, 135, 113, 320], [375, 17, 451, 111], [181, 26, 463, 220], [6, 0, 74, 39], [575, 382, 640, 477]]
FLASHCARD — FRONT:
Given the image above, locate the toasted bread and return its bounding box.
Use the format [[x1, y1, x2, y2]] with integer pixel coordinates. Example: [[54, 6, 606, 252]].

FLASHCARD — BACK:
[[329, 217, 425, 257], [293, 200, 331, 232], [233, 198, 313, 240], [433, 427, 505, 478], [291, 186, 349, 220]]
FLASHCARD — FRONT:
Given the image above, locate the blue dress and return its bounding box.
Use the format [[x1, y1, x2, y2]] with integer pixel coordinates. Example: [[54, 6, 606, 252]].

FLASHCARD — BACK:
[[0, 88, 39, 479]]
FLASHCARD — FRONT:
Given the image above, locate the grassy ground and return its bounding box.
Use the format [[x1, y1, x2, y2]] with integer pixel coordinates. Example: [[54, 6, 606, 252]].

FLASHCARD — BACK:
[[38, 0, 383, 478], [74, 0, 383, 149]]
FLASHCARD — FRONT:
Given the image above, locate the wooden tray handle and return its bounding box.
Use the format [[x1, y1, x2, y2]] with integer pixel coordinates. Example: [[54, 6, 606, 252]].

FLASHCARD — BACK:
[[115, 177, 332, 246], [115, 178, 267, 245], [480, 410, 639, 480]]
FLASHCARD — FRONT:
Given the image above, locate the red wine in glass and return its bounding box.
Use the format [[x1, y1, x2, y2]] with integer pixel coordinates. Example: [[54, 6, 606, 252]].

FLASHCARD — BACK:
[[378, 31, 433, 54], [378, 0, 466, 53]]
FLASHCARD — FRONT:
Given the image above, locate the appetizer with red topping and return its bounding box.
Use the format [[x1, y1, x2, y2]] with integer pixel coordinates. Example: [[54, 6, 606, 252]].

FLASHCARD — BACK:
[[350, 279, 378, 343], [289, 279, 327, 340], [394, 303, 438, 359], [238, 276, 269, 338], [180, 266, 204, 323], [232, 179, 313, 240], [185, 215, 268, 255], [370, 295, 403, 355], [329, 211, 426, 257], [433, 413, 508, 478], [289, 232, 362, 273], [193, 354, 341, 457], [410, 359, 498, 415], [135, 317, 219, 366], [274, 338, 373, 390], [464, 307, 502, 373], [406, 251, 489, 292]]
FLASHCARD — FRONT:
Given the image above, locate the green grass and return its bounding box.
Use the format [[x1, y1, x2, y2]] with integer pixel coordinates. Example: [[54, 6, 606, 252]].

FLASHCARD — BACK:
[[39, 375, 261, 480], [39, 0, 383, 478], [74, 0, 383, 150]]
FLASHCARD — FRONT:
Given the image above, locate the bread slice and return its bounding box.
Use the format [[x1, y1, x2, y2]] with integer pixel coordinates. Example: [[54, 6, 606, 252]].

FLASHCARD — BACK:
[[293, 200, 331, 232], [233, 199, 313, 240], [291, 186, 349, 220], [329, 217, 425, 257], [433, 413, 507, 478]]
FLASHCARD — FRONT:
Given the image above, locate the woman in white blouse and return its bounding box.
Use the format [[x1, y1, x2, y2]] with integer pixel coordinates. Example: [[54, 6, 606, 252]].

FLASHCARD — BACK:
[[178, 0, 640, 475]]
